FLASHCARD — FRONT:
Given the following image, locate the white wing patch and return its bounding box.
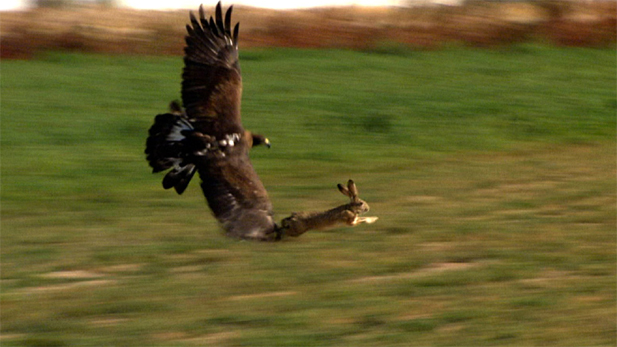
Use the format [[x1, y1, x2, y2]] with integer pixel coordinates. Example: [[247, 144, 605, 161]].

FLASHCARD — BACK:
[[193, 133, 241, 157], [166, 118, 194, 142]]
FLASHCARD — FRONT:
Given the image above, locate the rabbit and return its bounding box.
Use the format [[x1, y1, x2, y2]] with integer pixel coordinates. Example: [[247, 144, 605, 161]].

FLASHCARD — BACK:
[[278, 179, 378, 238]]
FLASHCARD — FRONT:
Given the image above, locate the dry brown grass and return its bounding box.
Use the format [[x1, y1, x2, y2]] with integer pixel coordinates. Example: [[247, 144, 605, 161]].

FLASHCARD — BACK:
[[1, 1, 615, 58]]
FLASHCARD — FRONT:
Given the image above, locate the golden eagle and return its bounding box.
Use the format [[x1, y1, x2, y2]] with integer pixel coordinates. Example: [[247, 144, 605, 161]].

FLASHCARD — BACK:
[[146, 2, 377, 240], [146, 2, 274, 240]]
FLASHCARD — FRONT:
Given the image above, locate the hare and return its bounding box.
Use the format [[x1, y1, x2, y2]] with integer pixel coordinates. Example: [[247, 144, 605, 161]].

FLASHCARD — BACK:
[[278, 180, 378, 238]]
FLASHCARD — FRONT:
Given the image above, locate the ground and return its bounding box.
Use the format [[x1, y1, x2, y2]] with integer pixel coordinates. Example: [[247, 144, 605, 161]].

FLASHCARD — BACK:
[[1, 45, 615, 345]]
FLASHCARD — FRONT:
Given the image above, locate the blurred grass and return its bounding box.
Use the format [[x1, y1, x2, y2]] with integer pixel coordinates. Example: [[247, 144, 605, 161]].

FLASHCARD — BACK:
[[1, 46, 616, 346]]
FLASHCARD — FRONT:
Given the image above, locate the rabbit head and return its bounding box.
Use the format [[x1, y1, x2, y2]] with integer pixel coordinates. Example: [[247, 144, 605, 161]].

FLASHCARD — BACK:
[[337, 179, 370, 214]]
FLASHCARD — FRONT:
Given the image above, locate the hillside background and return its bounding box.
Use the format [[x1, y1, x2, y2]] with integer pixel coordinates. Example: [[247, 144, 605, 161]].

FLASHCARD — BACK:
[[2, 1, 615, 59]]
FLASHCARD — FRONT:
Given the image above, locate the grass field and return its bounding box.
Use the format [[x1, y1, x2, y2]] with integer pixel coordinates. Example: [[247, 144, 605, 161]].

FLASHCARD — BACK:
[[2, 46, 616, 346]]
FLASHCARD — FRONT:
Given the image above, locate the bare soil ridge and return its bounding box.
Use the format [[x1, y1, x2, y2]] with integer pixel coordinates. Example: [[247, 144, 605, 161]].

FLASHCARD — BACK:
[[2, 1, 615, 58]]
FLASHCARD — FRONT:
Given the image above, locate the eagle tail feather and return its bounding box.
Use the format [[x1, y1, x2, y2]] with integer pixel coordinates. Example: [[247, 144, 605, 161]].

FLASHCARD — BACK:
[[163, 163, 196, 195], [146, 107, 197, 195]]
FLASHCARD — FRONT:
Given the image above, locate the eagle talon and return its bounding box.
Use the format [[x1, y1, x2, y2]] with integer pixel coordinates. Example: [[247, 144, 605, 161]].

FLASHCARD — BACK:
[[273, 223, 287, 241]]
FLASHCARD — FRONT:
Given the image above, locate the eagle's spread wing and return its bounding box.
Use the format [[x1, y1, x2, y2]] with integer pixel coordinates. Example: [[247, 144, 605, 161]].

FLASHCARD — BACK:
[[183, 2, 242, 134], [181, 2, 275, 239]]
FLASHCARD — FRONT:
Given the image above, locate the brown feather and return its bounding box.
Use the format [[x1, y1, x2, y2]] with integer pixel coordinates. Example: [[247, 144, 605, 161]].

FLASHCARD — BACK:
[[197, 151, 274, 240]]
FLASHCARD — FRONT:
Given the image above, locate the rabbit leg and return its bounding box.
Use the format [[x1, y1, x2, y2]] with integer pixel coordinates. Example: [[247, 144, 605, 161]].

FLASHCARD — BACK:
[[344, 211, 359, 225], [351, 216, 379, 225]]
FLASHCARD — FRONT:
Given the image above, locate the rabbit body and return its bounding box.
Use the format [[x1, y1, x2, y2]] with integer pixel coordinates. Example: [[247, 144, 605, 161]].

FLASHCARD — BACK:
[[279, 180, 377, 237]]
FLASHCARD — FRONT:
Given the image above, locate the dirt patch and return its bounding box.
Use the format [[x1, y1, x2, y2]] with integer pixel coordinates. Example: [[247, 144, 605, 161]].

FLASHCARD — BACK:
[[39, 270, 104, 279], [227, 291, 297, 301], [153, 331, 240, 345], [2, 1, 615, 59], [0, 334, 25, 341], [350, 262, 479, 283], [23, 279, 115, 293]]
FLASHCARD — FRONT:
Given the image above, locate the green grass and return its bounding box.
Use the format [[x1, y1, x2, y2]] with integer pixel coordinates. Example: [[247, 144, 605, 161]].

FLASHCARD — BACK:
[[2, 46, 616, 346]]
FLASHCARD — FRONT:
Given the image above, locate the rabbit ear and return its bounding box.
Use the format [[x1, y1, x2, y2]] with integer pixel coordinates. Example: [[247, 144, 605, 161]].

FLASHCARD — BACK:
[[347, 180, 359, 200], [338, 183, 351, 197]]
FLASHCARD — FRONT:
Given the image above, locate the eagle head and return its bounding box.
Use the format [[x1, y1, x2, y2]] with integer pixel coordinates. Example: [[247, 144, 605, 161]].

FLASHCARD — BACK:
[[248, 132, 271, 149]]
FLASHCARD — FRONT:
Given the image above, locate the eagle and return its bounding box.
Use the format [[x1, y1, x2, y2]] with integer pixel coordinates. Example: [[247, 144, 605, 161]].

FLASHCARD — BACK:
[[145, 2, 275, 240]]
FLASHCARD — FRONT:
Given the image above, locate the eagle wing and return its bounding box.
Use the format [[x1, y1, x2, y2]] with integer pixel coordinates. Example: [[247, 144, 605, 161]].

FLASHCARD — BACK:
[[183, 2, 242, 134], [182, 2, 275, 239]]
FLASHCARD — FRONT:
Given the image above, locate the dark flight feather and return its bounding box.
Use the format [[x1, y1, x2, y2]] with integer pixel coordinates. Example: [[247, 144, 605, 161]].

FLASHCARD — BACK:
[[232, 23, 239, 47], [224, 6, 232, 37]]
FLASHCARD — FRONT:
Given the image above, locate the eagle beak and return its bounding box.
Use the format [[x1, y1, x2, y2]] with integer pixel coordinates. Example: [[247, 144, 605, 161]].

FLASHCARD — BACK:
[[264, 138, 271, 149]]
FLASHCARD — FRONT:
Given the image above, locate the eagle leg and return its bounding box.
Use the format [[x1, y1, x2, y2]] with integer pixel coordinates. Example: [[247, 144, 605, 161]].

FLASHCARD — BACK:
[[273, 223, 286, 241]]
